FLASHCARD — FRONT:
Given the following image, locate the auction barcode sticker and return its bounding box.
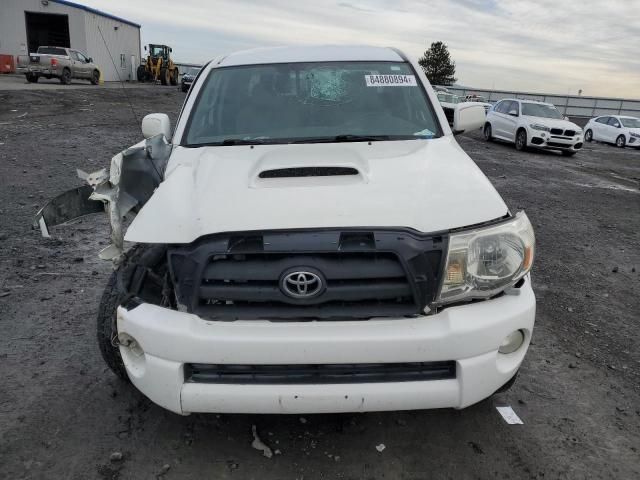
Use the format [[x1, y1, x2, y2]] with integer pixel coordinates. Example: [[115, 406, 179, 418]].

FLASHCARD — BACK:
[[365, 74, 417, 87]]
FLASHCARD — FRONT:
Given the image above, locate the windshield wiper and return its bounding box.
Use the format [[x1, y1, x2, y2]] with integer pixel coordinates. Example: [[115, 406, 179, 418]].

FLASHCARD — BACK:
[[334, 134, 392, 142], [187, 134, 426, 148], [220, 138, 270, 146], [292, 134, 399, 144], [184, 138, 272, 147]]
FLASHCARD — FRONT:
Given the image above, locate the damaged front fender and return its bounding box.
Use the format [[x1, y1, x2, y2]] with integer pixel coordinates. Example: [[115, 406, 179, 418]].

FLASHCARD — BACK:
[[33, 134, 173, 260]]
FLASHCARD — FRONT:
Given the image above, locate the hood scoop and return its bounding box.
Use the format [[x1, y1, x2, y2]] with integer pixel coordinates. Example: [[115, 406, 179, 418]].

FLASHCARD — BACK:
[[248, 147, 370, 188], [258, 166, 359, 178]]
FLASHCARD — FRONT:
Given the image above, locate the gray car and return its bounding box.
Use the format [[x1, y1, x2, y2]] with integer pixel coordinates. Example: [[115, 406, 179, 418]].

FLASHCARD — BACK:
[[17, 46, 100, 85]]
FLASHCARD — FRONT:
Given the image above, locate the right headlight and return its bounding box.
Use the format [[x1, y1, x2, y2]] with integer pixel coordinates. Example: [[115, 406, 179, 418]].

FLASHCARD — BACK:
[[437, 212, 535, 304]]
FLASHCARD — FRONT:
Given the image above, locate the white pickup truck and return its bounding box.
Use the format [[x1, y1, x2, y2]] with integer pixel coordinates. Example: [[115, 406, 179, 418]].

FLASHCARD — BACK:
[[17, 46, 100, 85], [35, 45, 536, 415]]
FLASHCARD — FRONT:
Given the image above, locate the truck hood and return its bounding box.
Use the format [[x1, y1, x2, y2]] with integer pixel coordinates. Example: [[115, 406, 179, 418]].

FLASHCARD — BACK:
[[125, 136, 508, 244]]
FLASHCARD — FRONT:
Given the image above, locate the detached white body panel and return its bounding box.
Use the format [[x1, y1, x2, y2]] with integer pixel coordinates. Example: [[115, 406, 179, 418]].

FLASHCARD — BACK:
[[117, 279, 535, 415]]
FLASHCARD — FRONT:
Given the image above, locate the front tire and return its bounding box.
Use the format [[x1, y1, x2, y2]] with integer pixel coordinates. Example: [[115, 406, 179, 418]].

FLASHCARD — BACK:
[[483, 123, 493, 141], [160, 67, 169, 86], [97, 271, 129, 380], [96, 245, 170, 380], [25, 73, 38, 83], [170, 68, 178, 86], [616, 135, 626, 148], [136, 65, 146, 82], [90, 69, 100, 85], [60, 68, 71, 85], [515, 129, 527, 151], [585, 129, 593, 142]]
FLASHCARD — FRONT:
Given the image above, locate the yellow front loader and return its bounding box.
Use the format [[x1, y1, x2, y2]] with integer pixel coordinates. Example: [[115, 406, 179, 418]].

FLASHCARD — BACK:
[[136, 44, 178, 86]]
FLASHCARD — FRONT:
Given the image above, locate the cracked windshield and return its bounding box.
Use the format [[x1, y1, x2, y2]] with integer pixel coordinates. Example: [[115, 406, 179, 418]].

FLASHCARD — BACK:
[[185, 61, 440, 145]]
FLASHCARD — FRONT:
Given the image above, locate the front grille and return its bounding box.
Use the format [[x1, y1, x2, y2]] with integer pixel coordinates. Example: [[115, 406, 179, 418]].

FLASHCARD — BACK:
[[550, 128, 563, 135], [185, 361, 457, 384], [169, 230, 446, 321], [564, 129, 576, 136]]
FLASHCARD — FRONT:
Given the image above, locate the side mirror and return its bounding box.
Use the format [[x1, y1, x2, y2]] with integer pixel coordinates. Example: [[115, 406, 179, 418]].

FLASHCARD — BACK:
[[86, 57, 92, 63], [169, 48, 173, 53], [453, 102, 486, 135], [141, 113, 172, 140], [508, 110, 518, 117], [563, 116, 569, 121]]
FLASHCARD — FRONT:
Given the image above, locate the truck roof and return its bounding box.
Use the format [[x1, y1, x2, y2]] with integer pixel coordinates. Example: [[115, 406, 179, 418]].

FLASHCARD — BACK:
[[217, 45, 405, 67]]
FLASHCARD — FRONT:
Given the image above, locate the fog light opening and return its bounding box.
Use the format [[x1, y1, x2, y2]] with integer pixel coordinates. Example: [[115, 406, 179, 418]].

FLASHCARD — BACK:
[[499, 329, 525, 354], [118, 332, 146, 376]]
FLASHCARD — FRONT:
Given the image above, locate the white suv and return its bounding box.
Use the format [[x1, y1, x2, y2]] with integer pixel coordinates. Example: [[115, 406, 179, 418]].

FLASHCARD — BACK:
[[36, 46, 536, 415], [584, 115, 640, 148], [485, 99, 583, 156]]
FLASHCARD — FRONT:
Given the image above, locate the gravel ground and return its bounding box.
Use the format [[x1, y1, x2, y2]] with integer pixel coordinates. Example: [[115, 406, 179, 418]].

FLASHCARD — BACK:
[[0, 86, 639, 480]]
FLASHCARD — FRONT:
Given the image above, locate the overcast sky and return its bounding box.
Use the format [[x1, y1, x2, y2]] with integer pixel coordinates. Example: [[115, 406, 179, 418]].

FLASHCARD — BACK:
[[83, 0, 640, 97]]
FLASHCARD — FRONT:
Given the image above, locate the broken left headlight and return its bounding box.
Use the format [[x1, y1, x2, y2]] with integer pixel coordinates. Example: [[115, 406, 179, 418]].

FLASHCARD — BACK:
[[437, 212, 535, 304]]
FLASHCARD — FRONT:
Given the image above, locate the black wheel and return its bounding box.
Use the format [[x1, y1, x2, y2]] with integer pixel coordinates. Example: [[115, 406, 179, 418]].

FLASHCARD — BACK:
[[561, 150, 577, 157], [483, 123, 493, 141], [170, 68, 178, 86], [25, 73, 38, 83], [97, 270, 129, 380], [181, 84, 189, 93], [515, 129, 527, 151], [90, 69, 100, 85], [616, 135, 626, 148], [60, 68, 71, 85], [160, 67, 169, 86], [96, 245, 170, 380], [136, 65, 146, 82], [584, 129, 593, 142]]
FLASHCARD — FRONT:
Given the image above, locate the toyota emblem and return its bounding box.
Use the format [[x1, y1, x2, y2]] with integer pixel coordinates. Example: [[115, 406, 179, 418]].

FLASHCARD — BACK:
[[280, 269, 325, 299]]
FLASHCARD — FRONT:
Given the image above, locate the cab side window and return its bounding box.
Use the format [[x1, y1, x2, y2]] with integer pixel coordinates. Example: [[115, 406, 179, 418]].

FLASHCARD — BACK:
[[76, 52, 88, 62], [607, 117, 620, 128], [70, 51, 81, 61], [595, 117, 609, 124]]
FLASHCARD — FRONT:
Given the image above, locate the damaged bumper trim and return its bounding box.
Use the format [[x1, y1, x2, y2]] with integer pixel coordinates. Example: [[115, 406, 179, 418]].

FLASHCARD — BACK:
[[34, 185, 105, 237]]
